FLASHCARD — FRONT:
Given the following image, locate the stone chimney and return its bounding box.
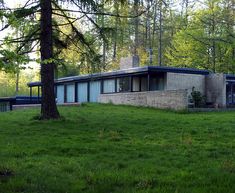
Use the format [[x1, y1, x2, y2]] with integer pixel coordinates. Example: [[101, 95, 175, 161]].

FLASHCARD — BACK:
[[120, 55, 140, 70]]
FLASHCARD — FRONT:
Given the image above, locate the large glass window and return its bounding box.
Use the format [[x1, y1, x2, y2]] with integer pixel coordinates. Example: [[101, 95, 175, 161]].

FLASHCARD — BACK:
[[66, 84, 75, 103], [141, 77, 148, 91], [226, 83, 232, 104], [150, 75, 165, 91], [89, 81, 101, 102], [103, 79, 115, 93], [133, 77, 140, 92], [56, 85, 64, 104], [233, 84, 235, 104], [77, 82, 88, 103], [117, 77, 130, 92]]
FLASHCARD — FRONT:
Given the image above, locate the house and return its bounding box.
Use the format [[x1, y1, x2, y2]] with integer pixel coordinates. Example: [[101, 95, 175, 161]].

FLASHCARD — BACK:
[[28, 57, 235, 110]]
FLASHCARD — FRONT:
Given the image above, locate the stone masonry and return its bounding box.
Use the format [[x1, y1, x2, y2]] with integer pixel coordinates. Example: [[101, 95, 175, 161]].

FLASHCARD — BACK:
[[120, 55, 140, 70], [166, 72, 205, 95], [98, 90, 188, 110]]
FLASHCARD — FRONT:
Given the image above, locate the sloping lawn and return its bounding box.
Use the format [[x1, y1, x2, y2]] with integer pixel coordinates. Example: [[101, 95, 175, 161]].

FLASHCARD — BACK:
[[0, 103, 235, 193]]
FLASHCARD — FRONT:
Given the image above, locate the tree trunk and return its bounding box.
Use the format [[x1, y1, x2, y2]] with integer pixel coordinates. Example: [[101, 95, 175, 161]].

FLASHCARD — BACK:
[[158, 0, 163, 66], [40, 0, 60, 119], [134, 0, 139, 55], [112, 4, 119, 61], [101, 0, 106, 70]]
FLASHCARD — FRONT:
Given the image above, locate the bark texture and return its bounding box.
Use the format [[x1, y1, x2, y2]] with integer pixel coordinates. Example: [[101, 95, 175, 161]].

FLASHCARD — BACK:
[[40, 0, 60, 119]]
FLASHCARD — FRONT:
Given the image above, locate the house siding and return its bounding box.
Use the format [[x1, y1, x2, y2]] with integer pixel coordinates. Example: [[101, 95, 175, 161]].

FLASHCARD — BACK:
[[166, 72, 205, 95]]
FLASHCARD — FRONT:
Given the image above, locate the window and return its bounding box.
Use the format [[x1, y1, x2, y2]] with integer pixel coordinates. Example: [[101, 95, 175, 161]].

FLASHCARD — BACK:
[[66, 84, 75, 103], [103, 79, 115, 93], [133, 77, 140, 92], [57, 85, 64, 104], [117, 77, 130, 92], [141, 77, 148, 91], [150, 76, 165, 91]]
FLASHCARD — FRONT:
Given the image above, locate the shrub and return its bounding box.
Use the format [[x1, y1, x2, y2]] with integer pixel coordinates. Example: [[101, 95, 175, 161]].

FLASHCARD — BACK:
[[191, 87, 205, 107]]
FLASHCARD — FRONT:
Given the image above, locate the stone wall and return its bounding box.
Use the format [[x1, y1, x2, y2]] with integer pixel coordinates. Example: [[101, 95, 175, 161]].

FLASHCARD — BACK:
[[166, 72, 205, 95], [205, 73, 226, 107], [98, 90, 188, 110]]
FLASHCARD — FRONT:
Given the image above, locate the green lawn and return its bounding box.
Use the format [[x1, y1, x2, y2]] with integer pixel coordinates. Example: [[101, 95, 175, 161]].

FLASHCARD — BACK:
[[0, 104, 235, 193]]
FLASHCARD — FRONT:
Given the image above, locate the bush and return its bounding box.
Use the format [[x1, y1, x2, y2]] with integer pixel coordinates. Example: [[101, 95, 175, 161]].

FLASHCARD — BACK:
[[191, 87, 205, 107]]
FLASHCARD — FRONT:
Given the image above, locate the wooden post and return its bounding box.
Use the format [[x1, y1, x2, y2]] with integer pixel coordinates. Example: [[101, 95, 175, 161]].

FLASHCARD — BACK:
[[100, 79, 104, 94], [115, 78, 117, 93], [64, 84, 67, 103], [75, 83, 78, 103], [147, 74, 150, 91], [130, 76, 133, 92], [232, 83, 234, 104], [10, 101, 13, 111]]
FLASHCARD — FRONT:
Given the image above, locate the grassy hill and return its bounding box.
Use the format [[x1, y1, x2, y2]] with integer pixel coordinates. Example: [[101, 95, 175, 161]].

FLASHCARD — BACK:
[[0, 104, 234, 193]]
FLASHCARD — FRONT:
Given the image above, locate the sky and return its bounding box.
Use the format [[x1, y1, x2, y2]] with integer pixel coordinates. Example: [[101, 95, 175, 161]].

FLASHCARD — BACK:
[[4, 0, 27, 8]]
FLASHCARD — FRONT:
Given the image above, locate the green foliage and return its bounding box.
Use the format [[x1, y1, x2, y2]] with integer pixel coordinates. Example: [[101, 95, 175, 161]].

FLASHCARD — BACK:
[[0, 70, 39, 97], [0, 49, 29, 72], [191, 87, 206, 107], [0, 104, 235, 192], [166, 1, 235, 73]]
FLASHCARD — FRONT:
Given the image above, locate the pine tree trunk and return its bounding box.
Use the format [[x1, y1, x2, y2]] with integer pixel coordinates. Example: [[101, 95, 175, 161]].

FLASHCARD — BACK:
[[158, 0, 163, 66], [112, 4, 119, 61], [134, 0, 139, 55], [39, 0, 60, 120]]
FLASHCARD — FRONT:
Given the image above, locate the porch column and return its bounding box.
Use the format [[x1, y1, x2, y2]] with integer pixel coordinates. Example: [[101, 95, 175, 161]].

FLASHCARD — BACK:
[[75, 83, 78, 103], [64, 84, 67, 103], [100, 79, 104, 94], [232, 83, 235, 104], [130, 76, 133, 92], [147, 74, 150, 91], [115, 78, 117, 93]]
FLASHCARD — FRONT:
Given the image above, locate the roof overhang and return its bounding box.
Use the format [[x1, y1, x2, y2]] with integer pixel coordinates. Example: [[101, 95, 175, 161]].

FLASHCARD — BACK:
[[28, 66, 210, 87]]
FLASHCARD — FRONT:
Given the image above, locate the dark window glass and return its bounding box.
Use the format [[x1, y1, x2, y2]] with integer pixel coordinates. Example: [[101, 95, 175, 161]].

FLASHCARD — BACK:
[[141, 77, 148, 91], [233, 84, 235, 104], [117, 77, 130, 92], [226, 83, 232, 104], [150, 76, 165, 91]]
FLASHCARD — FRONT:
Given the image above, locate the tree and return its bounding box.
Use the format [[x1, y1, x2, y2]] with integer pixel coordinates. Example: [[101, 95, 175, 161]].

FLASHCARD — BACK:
[[0, 0, 132, 119], [165, 0, 235, 73], [39, 0, 60, 119]]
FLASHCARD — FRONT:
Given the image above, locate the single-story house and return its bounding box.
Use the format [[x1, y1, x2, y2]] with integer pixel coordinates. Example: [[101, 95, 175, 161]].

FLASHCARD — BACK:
[[28, 57, 235, 110]]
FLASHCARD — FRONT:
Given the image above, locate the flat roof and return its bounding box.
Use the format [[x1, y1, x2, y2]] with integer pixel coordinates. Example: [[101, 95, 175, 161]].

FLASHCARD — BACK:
[[28, 66, 210, 87], [226, 74, 235, 81]]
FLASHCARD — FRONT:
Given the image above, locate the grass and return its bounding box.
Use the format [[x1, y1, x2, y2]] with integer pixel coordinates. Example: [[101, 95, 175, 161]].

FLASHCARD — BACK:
[[0, 103, 235, 193]]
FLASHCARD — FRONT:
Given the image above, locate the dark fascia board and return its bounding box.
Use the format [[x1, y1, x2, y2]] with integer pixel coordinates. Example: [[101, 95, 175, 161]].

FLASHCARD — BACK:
[[27, 82, 42, 87], [56, 66, 149, 83], [149, 66, 210, 75], [28, 66, 210, 87], [0, 97, 16, 102], [28, 67, 149, 87], [226, 74, 235, 80]]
